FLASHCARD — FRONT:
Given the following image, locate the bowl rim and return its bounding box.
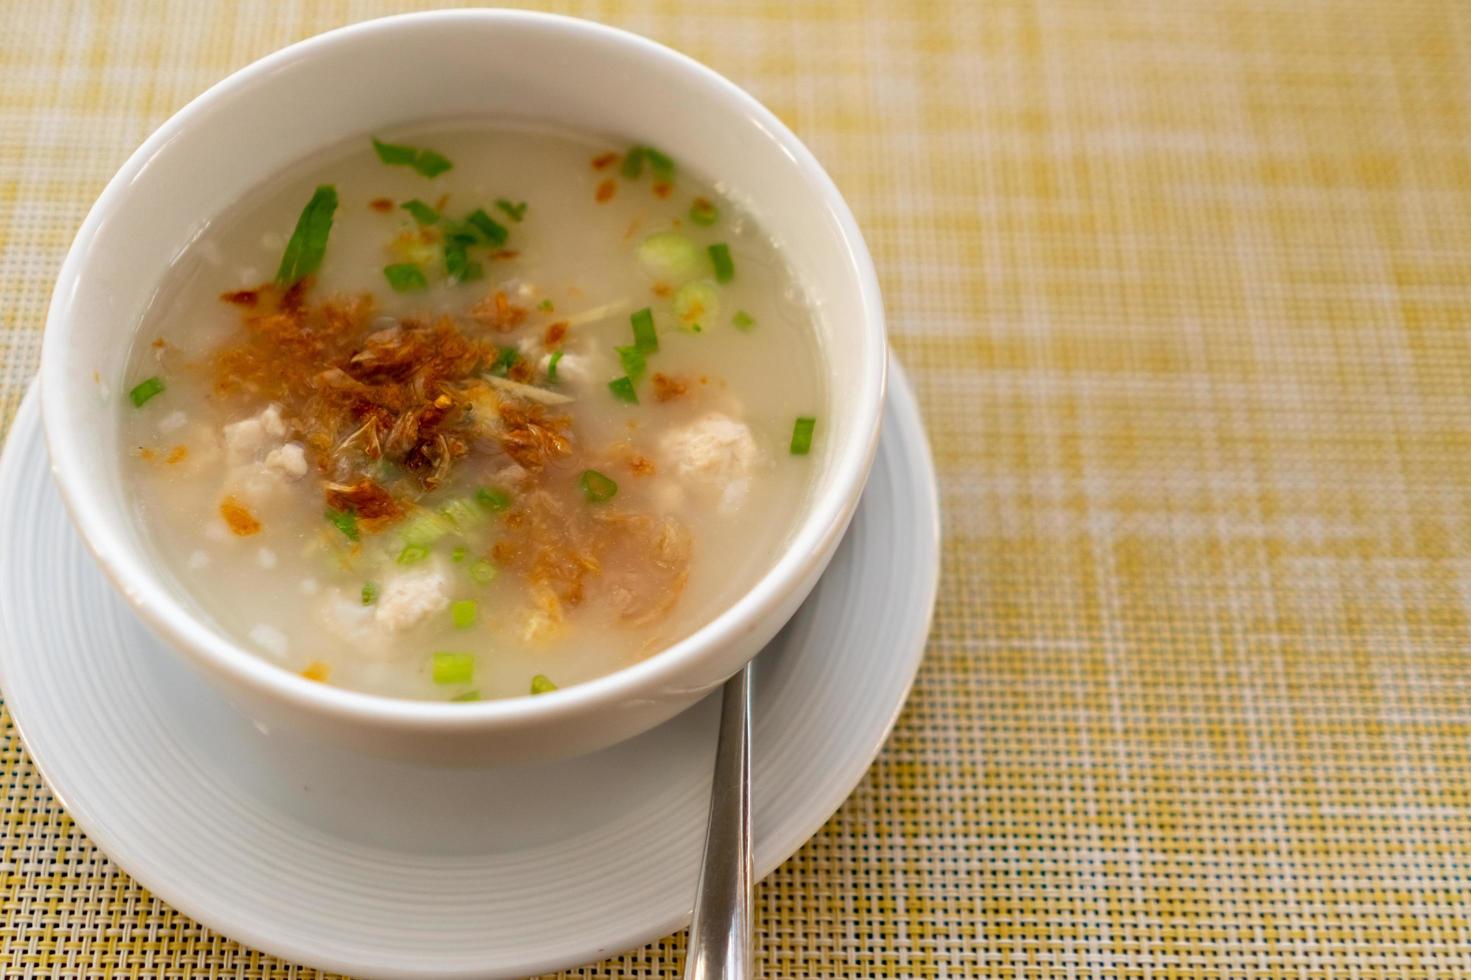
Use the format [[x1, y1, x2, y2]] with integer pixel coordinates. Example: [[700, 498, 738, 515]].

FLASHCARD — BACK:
[[40, 8, 886, 732]]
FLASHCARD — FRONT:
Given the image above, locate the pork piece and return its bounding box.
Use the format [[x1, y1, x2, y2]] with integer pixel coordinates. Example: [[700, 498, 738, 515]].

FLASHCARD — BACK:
[[316, 563, 451, 657], [374, 564, 452, 631], [219, 403, 308, 514], [223, 404, 288, 465], [658, 412, 760, 512]]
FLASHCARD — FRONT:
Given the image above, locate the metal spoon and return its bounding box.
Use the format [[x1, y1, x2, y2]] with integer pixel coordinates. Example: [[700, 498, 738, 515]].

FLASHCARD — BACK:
[[683, 662, 753, 980]]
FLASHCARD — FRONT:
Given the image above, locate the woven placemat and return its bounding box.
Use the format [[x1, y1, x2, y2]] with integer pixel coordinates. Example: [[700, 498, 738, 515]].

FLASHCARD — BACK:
[[6, 1, 1471, 976]]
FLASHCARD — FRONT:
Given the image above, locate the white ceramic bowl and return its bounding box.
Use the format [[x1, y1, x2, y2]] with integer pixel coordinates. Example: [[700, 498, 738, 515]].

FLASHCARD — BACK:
[[40, 10, 885, 765]]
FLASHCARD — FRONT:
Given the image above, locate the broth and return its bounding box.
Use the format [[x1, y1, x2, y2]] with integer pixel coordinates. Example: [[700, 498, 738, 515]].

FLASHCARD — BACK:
[[119, 123, 824, 701]]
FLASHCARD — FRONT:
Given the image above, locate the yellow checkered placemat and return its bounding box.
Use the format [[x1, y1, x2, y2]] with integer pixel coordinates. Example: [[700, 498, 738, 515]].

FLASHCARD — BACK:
[[6, 0, 1471, 976]]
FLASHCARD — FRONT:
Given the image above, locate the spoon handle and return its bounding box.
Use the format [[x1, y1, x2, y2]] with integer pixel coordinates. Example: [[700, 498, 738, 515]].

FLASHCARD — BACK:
[[683, 662, 753, 980]]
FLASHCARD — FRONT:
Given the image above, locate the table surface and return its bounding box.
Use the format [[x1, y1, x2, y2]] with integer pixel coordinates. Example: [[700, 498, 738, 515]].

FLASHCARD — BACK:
[[5, 1, 1471, 977]]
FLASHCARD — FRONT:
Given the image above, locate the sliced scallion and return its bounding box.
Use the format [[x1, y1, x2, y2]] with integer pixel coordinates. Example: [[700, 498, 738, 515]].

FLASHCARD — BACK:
[[444, 242, 483, 284], [128, 376, 166, 407], [442, 222, 479, 247], [400, 510, 454, 547], [325, 507, 359, 541], [452, 545, 467, 563], [383, 263, 428, 292], [275, 184, 338, 285], [547, 349, 564, 382], [451, 599, 478, 629], [371, 138, 417, 166], [630, 307, 658, 353], [401, 199, 440, 225], [490, 346, 519, 377], [361, 581, 378, 605], [372, 137, 453, 178], [616, 345, 647, 384], [531, 674, 559, 694], [708, 242, 735, 283], [538, 298, 555, 312], [620, 147, 644, 179], [469, 559, 498, 585], [637, 232, 703, 284], [496, 199, 528, 222], [414, 150, 453, 178], [790, 416, 817, 455], [608, 376, 638, 403], [431, 652, 474, 686], [579, 469, 618, 503], [396, 543, 431, 565], [466, 208, 509, 247], [643, 146, 675, 182], [732, 310, 755, 330]]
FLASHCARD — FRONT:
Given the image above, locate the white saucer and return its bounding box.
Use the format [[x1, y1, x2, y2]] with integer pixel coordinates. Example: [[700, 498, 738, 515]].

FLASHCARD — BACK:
[[0, 363, 939, 979]]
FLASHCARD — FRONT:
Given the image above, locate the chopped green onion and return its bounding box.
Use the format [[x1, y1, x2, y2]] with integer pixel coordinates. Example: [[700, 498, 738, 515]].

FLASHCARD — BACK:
[[128, 376, 166, 407], [444, 242, 483, 284], [732, 310, 755, 330], [372, 137, 453, 178], [325, 507, 360, 542], [790, 416, 817, 455], [475, 486, 512, 512], [708, 243, 735, 283], [361, 581, 378, 605], [441, 498, 485, 531], [275, 184, 338, 285], [643, 146, 675, 181], [579, 469, 618, 502], [531, 674, 559, 695], [537, 298, 554, 312], [452, 689, 481, 702], [612, 143, 674, 183], [371, 138, 417, 165], [397, 544, 431, 564], [608, 376, 638, 403], [630, 307, 658, 353], [401, 199, 440, 224], [620, 147, 644, 179], [469, 559, 498, 585], [546, 349, 564, 382], [638, 232, 703, 284], [466, 208, 509, 247], [689, 197, 719, 226], [383, 263, 428, 292], [451, 599, 478, 629], [616, 345, 647, 384], [673, 280, 719, 331], [431, 652, 474, 686], [400, 510, 454, 547], [442, 222, 479, 246], [414, 150, 453, 178], [490, 346, 520, 377], [451, 545, 467, 563], [496, 199, 528, 222]]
